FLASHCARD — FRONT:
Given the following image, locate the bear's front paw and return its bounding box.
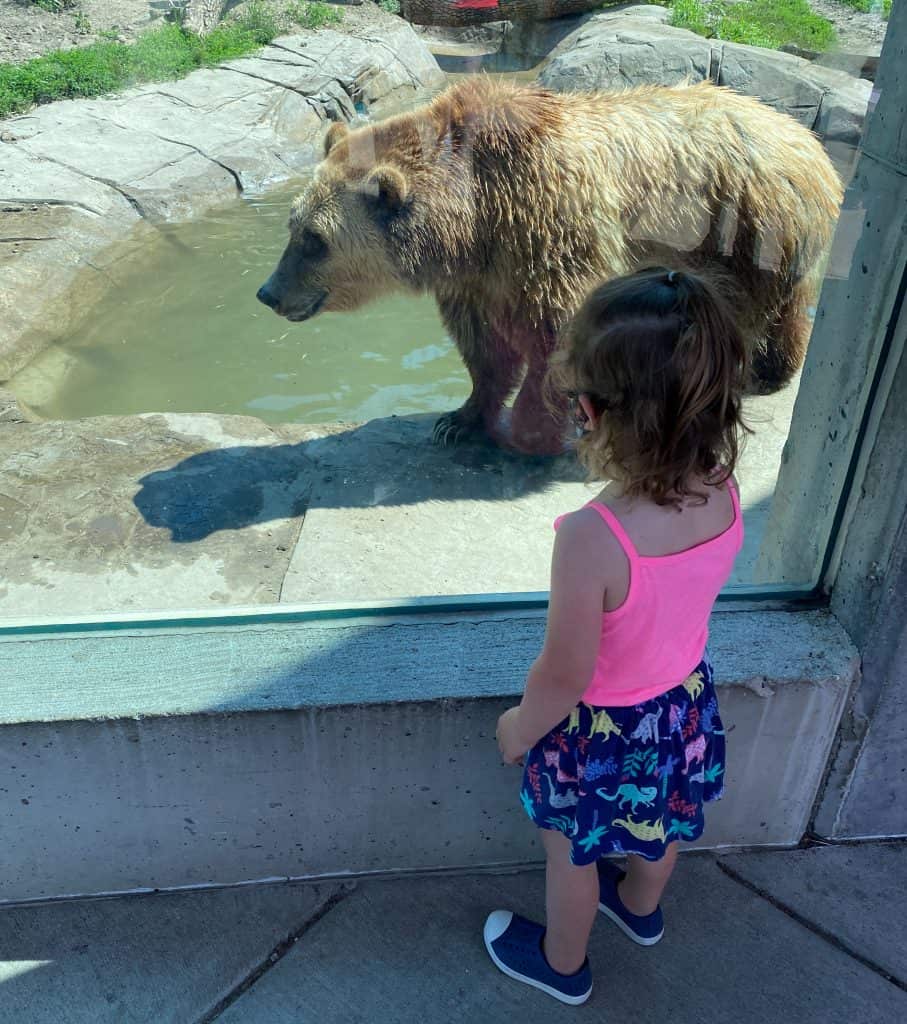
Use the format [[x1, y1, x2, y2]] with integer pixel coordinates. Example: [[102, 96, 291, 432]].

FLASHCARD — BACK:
[[432, 410, 486, 447]]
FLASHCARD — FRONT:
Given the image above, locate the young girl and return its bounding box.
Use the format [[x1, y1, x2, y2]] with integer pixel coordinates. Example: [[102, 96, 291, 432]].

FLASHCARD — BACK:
[[483, 267, 748, 1005]]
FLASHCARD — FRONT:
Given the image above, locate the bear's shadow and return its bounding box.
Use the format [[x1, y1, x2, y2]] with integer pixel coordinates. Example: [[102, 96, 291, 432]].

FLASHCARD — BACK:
[[134, 413, 587, 543]]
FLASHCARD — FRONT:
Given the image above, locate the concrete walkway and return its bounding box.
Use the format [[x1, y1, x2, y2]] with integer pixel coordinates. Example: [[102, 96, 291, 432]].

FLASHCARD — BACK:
[[1, 842, 904, 1023]]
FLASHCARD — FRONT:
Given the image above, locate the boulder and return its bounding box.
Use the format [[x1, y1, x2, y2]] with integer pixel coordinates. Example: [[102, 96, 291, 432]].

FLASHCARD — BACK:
[[537, 13, 712, 90], [502, 4, 672, 65], [713, 42, 825, 128], [536, 12, 872, 182]]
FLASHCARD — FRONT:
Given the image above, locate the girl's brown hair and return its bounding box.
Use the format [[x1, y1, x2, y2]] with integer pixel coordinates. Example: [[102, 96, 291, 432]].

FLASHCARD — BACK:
[[548, 267, 750, 507]]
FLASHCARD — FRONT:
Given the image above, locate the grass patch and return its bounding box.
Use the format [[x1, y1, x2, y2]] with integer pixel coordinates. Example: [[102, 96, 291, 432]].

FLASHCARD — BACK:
[[375, 0, 402, 13], [836, 0, 892, 16], [286, 1, 344, 29], [232, 0, 282, 41], [0, 17, 281, 119], [670, 0, 837, 52]]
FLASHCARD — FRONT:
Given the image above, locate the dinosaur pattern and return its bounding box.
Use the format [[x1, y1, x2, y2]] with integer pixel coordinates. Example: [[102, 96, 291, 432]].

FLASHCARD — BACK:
[[613, 815, 667, 843], [520, 654, 726, 865], [596, 784, 658, 814], [589, 708, 622, 740], [683, 734, 707, 776], [543, 774, 579, 809], [630, 706, 663, 743]]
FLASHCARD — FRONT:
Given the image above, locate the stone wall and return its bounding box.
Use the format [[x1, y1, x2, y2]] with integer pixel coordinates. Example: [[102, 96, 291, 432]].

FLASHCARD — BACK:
[[0, 608, 856, 902]]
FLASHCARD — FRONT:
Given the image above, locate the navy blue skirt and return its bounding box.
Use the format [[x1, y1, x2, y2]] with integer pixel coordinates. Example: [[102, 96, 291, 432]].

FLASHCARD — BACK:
[[520, 656, 725, 864]]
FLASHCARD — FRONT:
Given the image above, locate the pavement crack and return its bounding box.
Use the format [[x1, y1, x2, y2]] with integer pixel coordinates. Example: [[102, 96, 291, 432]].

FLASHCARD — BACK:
[[266, 41, 319, 66], [360, 36, 423, 90], [146, 89, 199, 110], [0, 197, 104, 217], [277, 504, 308, 603], [19, 152, 149, 221], [128, 151, 194, 184], [197, 883, 355, 1022], [716, 859, 907, 993], [93, 113, 246, 197]]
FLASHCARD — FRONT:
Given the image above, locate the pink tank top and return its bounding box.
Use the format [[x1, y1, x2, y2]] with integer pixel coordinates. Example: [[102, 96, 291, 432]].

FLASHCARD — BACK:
[[554, 485, 743, 707]]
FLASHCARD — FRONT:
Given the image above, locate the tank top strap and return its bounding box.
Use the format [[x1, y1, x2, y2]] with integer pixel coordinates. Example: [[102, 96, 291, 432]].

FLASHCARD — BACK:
[[585, 501, 640, 563], [727, 477, 742, 519], [725, 477, 744, 550]]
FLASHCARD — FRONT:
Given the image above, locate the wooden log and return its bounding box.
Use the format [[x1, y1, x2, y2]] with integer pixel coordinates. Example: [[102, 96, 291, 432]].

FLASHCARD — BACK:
[[401, 0, 602, 28]]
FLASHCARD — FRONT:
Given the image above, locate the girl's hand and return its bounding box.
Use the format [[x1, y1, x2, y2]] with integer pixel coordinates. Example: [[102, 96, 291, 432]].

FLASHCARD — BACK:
[[496, 707, 528, 765]]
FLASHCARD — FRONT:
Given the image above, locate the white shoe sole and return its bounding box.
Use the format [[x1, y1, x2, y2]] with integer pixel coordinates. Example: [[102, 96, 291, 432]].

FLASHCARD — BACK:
[[483, 911, 592, 1006], [598, 900, 664, 946]]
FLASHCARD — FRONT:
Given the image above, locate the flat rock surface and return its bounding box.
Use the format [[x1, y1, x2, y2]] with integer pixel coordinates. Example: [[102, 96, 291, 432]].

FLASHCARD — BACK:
[[0, 881, 345, 1024], [0, 378, 794, 619], [280, 383, 793, 603], [719, 843, 907, 984], [0, 411, 311, 618]]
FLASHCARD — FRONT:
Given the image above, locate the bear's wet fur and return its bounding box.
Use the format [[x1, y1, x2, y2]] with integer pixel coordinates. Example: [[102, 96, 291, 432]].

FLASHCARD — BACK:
[[260, 77, 842, 455]]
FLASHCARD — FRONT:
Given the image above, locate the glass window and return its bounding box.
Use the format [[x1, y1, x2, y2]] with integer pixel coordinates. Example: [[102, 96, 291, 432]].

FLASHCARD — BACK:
[[0, 3, 900, 623]]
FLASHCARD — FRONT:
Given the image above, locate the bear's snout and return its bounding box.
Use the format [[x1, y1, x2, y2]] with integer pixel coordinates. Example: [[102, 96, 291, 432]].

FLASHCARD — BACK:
[[256, 283, 280, 312]]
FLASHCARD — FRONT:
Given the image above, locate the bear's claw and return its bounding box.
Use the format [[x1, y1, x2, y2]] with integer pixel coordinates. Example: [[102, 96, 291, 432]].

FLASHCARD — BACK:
[[432, 411, 485, 447]]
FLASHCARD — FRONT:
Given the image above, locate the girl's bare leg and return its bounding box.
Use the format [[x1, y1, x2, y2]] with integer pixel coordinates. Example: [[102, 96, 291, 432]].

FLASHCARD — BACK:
[[618, 842, 679, 915], [540, 829, 599, 975]]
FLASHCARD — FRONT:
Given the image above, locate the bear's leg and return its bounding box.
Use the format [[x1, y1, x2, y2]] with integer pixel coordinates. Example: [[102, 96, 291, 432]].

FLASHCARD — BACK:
[[433, 300, 523, 447], [509, 341, 567, 457], [751, 280, 813, 394]]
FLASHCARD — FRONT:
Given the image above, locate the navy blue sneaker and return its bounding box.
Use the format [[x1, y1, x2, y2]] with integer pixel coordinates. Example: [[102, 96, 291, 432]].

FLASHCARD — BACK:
[[596, 860, 664, 945], [483, 910, 592, 1005]]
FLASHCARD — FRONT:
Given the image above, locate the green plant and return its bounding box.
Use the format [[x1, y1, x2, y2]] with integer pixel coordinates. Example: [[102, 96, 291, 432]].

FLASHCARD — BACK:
[[286, 1, 344, 28], [375, 0, 401, 13], [669, 0, 836, 52], [233, 0, 281, 43], [74, 10, 91, 34], [0, 20, 283, 119], [836, 0, 892, 16], [669, 0, 713, 38]]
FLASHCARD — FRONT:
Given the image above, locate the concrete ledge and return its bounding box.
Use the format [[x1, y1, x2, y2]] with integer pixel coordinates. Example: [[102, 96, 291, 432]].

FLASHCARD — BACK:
[[0, 609, 857, 903]]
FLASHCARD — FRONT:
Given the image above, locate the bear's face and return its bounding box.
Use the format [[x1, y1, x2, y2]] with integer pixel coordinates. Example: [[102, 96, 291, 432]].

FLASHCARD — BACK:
[[257, 123, 411, 322]]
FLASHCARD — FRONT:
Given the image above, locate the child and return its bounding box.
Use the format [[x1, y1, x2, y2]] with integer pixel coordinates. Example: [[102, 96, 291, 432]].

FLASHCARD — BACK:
[[483, 267, 749, 1005]]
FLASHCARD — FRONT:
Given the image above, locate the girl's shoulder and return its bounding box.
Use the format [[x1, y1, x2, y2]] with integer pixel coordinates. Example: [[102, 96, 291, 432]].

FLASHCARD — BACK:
[[554, 503, 632, 567]]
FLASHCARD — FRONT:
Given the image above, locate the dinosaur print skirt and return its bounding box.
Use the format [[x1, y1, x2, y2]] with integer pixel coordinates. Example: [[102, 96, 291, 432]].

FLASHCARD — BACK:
[[520, 656, 725, 864]]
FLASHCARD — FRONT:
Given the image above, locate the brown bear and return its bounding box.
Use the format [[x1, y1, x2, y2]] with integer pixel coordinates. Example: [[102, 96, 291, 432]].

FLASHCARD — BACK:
[[257, 77, 842, 455]]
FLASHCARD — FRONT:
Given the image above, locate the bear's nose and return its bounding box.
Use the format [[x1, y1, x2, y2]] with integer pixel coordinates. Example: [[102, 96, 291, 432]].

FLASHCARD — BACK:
[[256, 284, 280, 311]]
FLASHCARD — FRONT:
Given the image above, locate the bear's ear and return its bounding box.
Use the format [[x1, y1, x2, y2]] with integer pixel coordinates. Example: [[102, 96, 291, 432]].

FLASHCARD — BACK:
[[365, 165, 408, 214], [324, 122, 349, 158]]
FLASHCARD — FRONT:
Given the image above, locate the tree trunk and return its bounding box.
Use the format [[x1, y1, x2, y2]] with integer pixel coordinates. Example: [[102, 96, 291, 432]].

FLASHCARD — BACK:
[[182, 0, 233, 34], [400, 0, 602, 27]]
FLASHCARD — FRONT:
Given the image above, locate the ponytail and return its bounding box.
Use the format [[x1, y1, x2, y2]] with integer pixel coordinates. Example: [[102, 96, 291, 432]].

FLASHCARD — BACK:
[[670, 272, 748, 472]]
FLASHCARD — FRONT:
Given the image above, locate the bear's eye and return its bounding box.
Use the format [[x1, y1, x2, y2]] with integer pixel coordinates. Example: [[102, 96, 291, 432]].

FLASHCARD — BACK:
[[300, 230, 327, 260]]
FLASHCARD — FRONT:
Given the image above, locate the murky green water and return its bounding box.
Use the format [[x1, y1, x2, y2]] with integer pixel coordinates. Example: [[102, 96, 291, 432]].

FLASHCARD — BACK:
[[12, 186, 470, 424]]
